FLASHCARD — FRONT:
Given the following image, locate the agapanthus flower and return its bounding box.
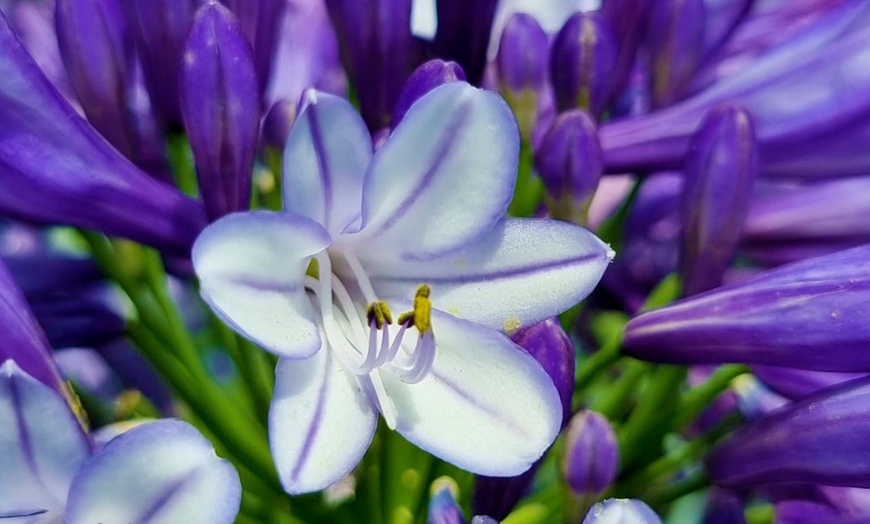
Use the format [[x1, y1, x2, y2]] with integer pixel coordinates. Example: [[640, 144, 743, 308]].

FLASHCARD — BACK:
[[0, 359, 241, 523], [193, 81, 612, 493]]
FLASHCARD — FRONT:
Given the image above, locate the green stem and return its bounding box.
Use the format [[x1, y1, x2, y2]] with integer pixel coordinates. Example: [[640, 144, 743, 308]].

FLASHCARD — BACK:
[[645, 470, 709, 508], [236, 336, 277, 421], [166, 133, 199, 197], [509, 142, 544, 217], [574, 314, 628, 391], [674, 365, 749, 429], [613, 413, 742, 496], [589, 359, 649, 419], [617, 365, 687, 470]]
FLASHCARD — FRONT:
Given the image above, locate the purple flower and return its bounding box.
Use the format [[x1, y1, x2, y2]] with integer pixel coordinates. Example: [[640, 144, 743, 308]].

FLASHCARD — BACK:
[[180, 3, 260, 221], [707, 375, 870, 489], [325, 0, 419, 129], [430, 0, 499, 86], [646, 0, 706, 108], [218, 0, 285, 97], [600, 3, 870, 177], [680, 105, 757, 295], [550, 13, 619, 118], [55, 0, 137, 158], [536, 109, 603, 225], [562, 410, 619, 497], [496, 12, 548, 140], [0, 360, 240, 522], [0, 9, 206, 254], [0, 257, 64, 394], [624, 244, 870, 371]]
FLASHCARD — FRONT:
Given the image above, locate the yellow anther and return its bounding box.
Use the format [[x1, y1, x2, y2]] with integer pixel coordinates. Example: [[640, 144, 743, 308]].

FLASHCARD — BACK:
[[397, 285, 433, 333], [366, 301, 393, 329], [413, 285, 432, 333]]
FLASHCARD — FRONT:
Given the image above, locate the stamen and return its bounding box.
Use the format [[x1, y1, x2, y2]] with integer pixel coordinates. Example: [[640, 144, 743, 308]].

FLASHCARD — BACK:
[[393, 331, 436, 384], [364, 373, 397, 430], [365, 300, 393, 329], [413, 285, 432, 333], [344, 252, 378, 303]]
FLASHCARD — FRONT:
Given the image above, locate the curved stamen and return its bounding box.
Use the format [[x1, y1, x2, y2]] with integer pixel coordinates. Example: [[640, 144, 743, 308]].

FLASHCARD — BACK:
[[344, 252, 379, 304], [363, 372, 397, 430], [393, 331, 436, 384]]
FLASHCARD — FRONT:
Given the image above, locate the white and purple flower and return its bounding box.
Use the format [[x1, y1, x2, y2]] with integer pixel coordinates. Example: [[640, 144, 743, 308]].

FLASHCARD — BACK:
[[192, 80, 613, 493]]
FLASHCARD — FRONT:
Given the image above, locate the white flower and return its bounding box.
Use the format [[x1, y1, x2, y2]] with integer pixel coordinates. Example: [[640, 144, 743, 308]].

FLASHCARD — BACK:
[[193, 81, 613, 494]]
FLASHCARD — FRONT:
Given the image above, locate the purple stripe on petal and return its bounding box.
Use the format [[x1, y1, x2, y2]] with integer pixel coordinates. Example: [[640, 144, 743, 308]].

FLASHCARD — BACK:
[[134, 467, 203, 524], [289, 353, 330, 483], [368, 102, 469, 238]]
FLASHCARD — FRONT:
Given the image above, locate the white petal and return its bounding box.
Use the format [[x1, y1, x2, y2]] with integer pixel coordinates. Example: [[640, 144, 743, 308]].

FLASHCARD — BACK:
[[0, 360, 90, 519], [270, 351, 378, 494], [349, 82, 519, 262], [369, 218, 614, 332], [382, 312, 562, 476], [192, 211, 331, 358], [283, 90, 372, 235], [65, 419, 241, 524]]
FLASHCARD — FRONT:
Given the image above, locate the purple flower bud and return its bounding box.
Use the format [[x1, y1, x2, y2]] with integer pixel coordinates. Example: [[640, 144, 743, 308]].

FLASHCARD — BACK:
[[325, 0, 419, 130], [0, 258, 64, 394], [550, 13, 619, 118], [473, 317, 574, 519], [180, 3, 260, 221], [536, 109, 603, 224], [624, 244, 870, 372], [600, 4, 870, 177], [600, 0, 654, 101], [0, 11, 206, 254], [562, 410, 619, 496], [707, 375, 870, 488], [392, 59, 466, 127], [497, 13, 548, 95], [430, 0, 499, 86], [496, 13, 548, 140], [680, 105, 757, 296], [582, 499, 662, 524], [124, 0, 201, 127], [646, 0, 706, 108], [751, 365, 866, 401], [55, 0, 136, 158], [429, 479, 465, 524], [262, 98, 298, 150], [218, 0, 285, 97], [513, 317, 575, 424]]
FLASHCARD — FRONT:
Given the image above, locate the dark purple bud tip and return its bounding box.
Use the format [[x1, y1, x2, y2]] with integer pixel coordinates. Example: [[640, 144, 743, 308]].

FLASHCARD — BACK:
[[562, 410, 619, 496], [625, 244, 870, 372], [181, 2, 260, 221], [550, 13, 618, 118], [680, 105, 757, 296], [707, 375, 870, 488], [536, 109, 603, 224], [392, 59, 466, 127]]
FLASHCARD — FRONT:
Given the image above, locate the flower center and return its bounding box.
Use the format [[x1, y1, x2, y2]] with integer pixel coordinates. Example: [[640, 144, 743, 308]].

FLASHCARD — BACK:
[[304, 250, 437, 428]]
